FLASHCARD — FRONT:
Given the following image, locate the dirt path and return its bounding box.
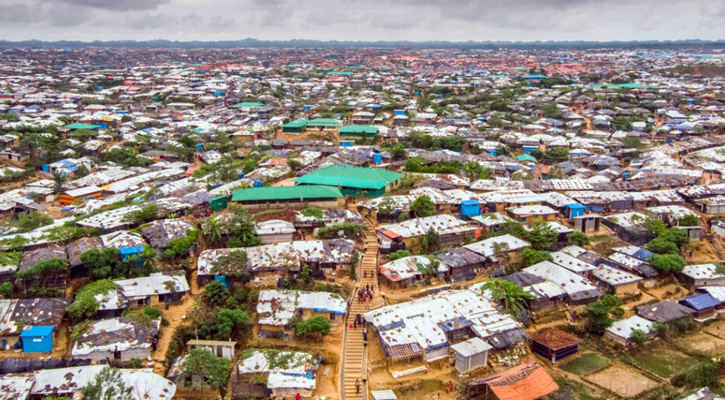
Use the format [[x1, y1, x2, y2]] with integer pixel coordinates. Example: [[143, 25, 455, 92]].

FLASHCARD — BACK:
[[151, 294, 195, 374]]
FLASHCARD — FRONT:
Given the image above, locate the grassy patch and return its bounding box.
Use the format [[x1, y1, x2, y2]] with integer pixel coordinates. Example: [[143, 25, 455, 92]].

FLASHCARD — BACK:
[[630, 347, 697, 378], [589, 235, 612, 242], [560, 353, 610, 376], [553, 376, 608, 400]]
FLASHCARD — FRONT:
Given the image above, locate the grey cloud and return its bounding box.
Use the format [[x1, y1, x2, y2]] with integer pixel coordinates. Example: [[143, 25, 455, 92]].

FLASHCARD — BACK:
[[208, 15, 235, 31], [1, 0, 723, 42], [53, 0, 170, 11]]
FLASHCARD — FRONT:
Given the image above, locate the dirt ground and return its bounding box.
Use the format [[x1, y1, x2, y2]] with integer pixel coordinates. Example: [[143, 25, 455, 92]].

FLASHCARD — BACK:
[[584, 363, 658, 398], [272, 177, 297, 187], [643, 282, 690, 302], [683, 240, 721, 264], [152, 294, 196, 373], [705, 320, 725, 340], [677, 333, 725, 354]]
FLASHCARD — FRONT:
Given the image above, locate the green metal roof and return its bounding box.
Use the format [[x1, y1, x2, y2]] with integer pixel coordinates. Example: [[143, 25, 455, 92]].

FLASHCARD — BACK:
[[292, 165, 403, 190], [282, 119, 309, 129], [517, 154, 537, 163], [327, 71, 355, 76], [306, 118, 342, 127], [339, 125, 379, 134], [590, 83, 655, 90], [231, 102, 265, 108], [65, 123, 101, 130], [231, 185, 343, 202]]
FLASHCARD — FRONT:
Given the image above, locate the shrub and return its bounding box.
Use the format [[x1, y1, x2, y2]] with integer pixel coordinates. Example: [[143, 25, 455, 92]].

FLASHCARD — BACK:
[[388, 250, 412, 261], [567, 232, 590, 246], [631, 329, 646, 346], [649, 253, 686, 273], [295, 315, 331, 337], [648, 237, 679, 254], [522, 248, 553, 267], [67, 280, 119, 320]]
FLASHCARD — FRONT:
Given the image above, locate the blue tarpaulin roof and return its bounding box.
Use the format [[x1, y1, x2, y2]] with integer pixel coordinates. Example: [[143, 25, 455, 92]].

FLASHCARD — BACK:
[[632, 248, 655, 261], [681, 293, 720, 310], [119, 246, 144, 255]]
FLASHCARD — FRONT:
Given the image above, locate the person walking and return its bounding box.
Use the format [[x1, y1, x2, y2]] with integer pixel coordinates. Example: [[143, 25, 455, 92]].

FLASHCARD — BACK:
[[449, 381, 454, 392], [295, 392, 301, 400], [356, 379, 360, 394]]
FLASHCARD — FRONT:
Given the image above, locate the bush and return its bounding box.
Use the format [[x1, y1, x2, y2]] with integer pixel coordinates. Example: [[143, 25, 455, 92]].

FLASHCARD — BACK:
[[388, 250, 412, 261], [648, 237, 679, 254], [295, 315, 331, 337], [522, 248, 553, 267], [410, 195, 435, 218], [317, 222, 362, 239], [567, 232, 591, 246], [679, 214, 699, 227], [649, 253, 686, 273], [301, 207, 323, 220], [143, 306, 162, 320], [631, 329, 646, 346], [67, 279, 119, 320]]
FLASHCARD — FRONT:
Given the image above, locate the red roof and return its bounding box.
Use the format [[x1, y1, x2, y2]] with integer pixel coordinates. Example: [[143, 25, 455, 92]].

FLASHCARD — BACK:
[[377, 229, 401, 240], [478, 364, 558, 400]]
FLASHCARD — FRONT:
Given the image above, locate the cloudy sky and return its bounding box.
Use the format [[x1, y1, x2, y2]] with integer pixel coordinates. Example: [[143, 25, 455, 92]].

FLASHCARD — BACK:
[[1, 0, 724, 42]]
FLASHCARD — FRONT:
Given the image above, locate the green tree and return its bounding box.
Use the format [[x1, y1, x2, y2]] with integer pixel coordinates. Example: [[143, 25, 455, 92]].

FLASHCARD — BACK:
[[521, 248, 553, 267], [525, 222, 558, 251], [180, 348, 231, 397], [462, 161, 485, 182], [567, 232, 590, 246], [643, 217, 667, 236], [67, 280, 119, 320], [544, 147, 569, 162], [678, 214, 699, 227], [410, 195, 435, 218], [202, 281, 229, 307], [128, 203, 159, 225], [227, 206, 261, 247], [51, 170, 66, 194], [203, 213, 222, 246], [649, 253, 686, 273], [286, 158, 303, 172], [214, 308, 249, 339], [631, 329, 646, 346], [377, 195, 397, 216], [661, 228, 689, 248], [622, 136, 642, 149], [80, 368, 133, 400], [388, 250, 412, 261], [585, 295, 624, 334], [648, 237, 679, 255], [482, 278, 535, 318], [296, 315, 331, 337], [421, 227, 440, 253]]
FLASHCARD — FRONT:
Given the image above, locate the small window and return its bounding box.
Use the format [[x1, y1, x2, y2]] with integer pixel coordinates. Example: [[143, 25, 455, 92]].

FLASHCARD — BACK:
[[330, 313, 335, 321]]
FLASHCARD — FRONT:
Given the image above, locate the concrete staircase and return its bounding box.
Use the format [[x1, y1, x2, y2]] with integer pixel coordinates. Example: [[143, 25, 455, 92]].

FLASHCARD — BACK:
[[341, 218, 380, 400]]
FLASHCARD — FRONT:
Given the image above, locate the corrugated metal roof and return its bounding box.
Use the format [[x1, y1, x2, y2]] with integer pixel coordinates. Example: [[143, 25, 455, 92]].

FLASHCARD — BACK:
[[293, 165, 403, 190], [231, 185, 343, 202]]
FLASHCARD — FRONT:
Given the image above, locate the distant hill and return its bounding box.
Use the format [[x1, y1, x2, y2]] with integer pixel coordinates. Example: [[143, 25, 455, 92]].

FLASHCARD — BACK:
[[0, 38, 724, 50], [668, 64, 725, 78]]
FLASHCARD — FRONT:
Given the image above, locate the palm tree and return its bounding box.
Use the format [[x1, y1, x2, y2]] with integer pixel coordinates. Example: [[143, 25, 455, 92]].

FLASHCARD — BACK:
[[482, 278, 536, 318], [204, 213, 222, 246], [51, 170, 66, 194], [463, 161, 482, 182]]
